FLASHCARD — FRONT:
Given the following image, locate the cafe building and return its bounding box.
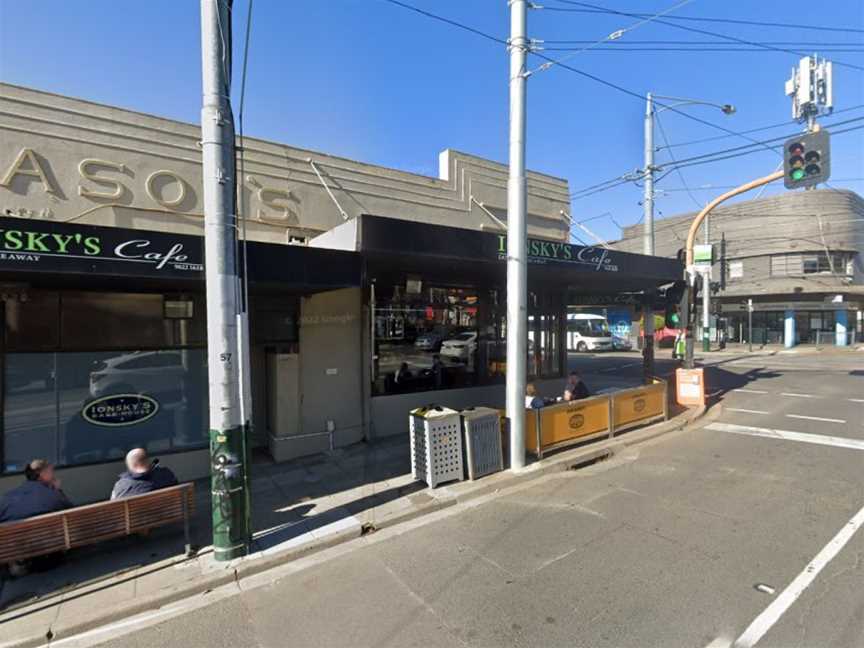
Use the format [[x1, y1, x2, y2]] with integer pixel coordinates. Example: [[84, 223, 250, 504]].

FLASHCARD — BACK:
[[0, 83, 680, 502]]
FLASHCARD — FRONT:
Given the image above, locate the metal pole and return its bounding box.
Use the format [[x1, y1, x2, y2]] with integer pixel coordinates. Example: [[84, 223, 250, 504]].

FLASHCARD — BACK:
[[683, 170, 784, 368], [642, 93, 655, 382], [200, 0, 249, 561], [702, 212, 711, 353], [748, 302, 753, 353], [506, 0, 528, 471]]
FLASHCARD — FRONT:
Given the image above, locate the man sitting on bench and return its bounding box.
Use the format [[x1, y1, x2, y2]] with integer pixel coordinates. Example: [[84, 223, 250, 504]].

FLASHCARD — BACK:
[[0, 459, 72, 523], [111, 448, 178, 500]]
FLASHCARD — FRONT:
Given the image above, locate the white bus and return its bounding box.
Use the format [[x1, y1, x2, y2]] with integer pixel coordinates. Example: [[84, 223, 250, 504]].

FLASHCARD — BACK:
[[567, 313, 613, 352]]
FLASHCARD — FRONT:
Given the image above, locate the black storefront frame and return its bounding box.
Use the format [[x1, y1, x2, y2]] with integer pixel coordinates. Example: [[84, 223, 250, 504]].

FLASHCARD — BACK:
[[359, 214, 682, 397], [0, 217, 362, 475]]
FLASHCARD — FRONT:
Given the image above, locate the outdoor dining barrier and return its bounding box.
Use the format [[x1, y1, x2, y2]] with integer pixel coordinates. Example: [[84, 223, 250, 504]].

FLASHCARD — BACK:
[[514, 378, 669, 459]]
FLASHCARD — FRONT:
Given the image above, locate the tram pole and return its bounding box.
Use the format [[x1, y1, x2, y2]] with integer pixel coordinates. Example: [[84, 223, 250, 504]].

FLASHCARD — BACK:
[[200, 0, 250, 561], [506, 0, 528, 471]]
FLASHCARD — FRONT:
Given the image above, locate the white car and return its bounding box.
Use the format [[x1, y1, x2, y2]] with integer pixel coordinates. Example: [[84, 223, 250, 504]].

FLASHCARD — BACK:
[[439, 332, 478, 362], [89, 351, 188, 401]]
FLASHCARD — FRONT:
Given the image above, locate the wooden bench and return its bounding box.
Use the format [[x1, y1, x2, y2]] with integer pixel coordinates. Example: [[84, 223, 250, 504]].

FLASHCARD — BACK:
[[0, 483, 195, 565]]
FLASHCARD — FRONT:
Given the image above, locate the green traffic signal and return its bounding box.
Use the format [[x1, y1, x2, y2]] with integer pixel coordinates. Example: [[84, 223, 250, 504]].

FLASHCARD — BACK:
[[791, 168, 806, 181], [783, 131, 830, 190]]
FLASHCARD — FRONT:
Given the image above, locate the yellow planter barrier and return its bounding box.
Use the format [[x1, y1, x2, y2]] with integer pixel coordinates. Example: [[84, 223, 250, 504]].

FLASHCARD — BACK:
[[534, 396, 611, 452], [497, 379, 667, 459], [611, 381, 666, 430]]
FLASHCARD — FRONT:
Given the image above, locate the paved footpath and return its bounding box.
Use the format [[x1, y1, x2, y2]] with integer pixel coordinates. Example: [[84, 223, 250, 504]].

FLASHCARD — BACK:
[[38, 351, 862, 648]]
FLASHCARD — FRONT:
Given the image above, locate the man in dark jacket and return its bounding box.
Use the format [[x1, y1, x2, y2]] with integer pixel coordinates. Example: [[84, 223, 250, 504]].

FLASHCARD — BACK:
[[0, 459, 73, 523], [563, 370, 591, 401], [110, 448, 178, 500]]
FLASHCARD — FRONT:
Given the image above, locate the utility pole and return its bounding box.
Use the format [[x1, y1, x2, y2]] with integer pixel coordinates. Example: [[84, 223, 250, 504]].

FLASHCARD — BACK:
[[642, 93, 655, 382], [200, 0, 250, 561], [506, 0, 528, 471], [702, 217, 711, 352]]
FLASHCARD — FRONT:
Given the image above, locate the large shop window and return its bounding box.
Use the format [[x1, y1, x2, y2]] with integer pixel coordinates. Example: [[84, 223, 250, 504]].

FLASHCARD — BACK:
[[3, 290, 209, 473], [372, 284, 503, 395]]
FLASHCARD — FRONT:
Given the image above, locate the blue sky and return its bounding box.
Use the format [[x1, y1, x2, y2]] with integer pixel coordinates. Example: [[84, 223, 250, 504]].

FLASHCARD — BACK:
[[1, 1, 862, 242]]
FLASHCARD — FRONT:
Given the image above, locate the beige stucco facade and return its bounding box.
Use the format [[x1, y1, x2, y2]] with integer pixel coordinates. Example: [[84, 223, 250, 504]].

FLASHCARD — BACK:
[[0, 82, 572, 243]]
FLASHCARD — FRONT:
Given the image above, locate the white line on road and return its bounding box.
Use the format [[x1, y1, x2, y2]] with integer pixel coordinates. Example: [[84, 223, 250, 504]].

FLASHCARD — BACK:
[[726, 408, 770, 415], [732, 502, 864, 648], [785, 413, 846, 424], [732, 389, 768, 394], [849, 398, 864, 404], [780, 392, 818, 399], [707, 422, 864, 451]]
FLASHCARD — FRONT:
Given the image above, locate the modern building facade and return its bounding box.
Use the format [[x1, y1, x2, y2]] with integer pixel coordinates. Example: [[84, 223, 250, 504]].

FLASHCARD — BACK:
[[0, 83, 682, 502], [614, 189, 864, 347]]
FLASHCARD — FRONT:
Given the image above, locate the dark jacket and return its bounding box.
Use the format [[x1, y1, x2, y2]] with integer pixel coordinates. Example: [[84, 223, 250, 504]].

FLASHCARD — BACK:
[[566, 380, 591, 400], [0, 480, 73, 523], [111, 465, 178, 500]]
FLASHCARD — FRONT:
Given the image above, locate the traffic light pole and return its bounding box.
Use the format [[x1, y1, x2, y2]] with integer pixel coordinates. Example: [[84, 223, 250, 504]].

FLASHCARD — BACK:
[[200, 0, 250, 561], [505, 0, 528, 471], [683, 170, 784, 369], [702, 217, 711, 352]]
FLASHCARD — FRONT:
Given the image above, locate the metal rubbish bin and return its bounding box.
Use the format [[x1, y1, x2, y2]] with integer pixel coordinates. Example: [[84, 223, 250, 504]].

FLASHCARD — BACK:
[[460, 407, 503, 480], [409, 405, 463, 488]]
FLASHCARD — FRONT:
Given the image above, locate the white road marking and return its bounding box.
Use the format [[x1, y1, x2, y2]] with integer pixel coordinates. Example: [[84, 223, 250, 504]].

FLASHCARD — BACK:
[[732, 388, 768, 394], [780, 392, 818, 399], [849, 398, 864, 404], [732, 502, 864, 648], [726, 408, 770, 415], [707, 422, 864, 451], [785, 414, 846, 424]]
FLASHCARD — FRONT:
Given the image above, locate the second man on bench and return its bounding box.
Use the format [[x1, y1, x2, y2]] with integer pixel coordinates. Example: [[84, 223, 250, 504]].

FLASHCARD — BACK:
[[111, 448, 178, 500]]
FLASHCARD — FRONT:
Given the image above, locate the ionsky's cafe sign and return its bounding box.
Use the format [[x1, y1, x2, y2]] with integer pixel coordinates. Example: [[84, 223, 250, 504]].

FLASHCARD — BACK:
[[495, 234, 620, 272], [0, 216, 203, 279]]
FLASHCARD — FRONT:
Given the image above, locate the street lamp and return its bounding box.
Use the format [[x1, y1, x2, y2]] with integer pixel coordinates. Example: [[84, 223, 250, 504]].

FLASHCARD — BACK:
[[641, 93, 736, 368]]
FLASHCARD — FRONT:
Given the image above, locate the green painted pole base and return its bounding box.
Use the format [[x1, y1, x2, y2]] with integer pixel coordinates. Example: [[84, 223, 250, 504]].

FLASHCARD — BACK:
[[702, 334, 710, 352], [210, 425, 250, 562]]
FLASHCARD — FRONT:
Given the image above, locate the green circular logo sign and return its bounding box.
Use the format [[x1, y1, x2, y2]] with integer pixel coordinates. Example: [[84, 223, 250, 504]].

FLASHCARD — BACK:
[[82, 394, 159, 427]]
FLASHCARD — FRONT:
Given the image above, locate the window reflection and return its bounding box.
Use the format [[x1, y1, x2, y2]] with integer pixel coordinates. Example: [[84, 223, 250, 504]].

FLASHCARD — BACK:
[[3, 350, 208, 472]]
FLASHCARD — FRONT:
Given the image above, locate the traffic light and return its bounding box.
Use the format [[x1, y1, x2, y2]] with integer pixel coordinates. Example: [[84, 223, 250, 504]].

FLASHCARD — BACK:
[[784, 130, 830, 189]]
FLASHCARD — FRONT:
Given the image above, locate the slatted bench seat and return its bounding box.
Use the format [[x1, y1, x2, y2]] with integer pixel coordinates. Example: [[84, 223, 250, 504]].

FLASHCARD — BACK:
[[0, 483, 195, 565]]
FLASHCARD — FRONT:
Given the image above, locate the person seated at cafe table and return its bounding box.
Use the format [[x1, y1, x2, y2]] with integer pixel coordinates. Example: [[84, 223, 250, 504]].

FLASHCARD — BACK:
[[525, 383, 545, 409], [563, 370, 591, 401]]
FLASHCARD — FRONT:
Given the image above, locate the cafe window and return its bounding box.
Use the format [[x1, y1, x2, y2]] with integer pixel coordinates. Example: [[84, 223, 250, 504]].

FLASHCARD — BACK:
[[372, 282, 496, 395], [2, 290, 209, 473], [3, 349, 208, 473]]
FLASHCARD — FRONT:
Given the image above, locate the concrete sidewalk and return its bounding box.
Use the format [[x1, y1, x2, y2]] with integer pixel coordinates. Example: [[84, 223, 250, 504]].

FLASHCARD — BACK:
[[0, 385, 700, 648]]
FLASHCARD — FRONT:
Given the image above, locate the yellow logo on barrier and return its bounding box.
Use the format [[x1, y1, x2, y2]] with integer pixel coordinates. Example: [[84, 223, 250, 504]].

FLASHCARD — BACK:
[[634, 398, 646, 413], [568, 414, 585, 429]]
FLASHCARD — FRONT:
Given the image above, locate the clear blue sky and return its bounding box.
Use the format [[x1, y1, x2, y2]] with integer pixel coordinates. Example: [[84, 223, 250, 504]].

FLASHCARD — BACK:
[[1, 1, 862, 242]]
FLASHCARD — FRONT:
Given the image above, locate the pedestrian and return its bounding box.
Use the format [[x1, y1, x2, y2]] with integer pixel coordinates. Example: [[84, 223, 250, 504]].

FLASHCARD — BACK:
[[110, 448, 178, 500], [0, 459, 72, 523]]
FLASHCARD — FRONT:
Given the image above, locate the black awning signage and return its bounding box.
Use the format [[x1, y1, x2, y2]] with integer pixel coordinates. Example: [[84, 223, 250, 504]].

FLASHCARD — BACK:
[[493, 234, 619, 272], [0, 217, 203, 279]]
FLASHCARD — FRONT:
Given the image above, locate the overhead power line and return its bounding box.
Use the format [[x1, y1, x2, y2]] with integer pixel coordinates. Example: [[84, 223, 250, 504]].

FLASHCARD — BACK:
[[658, 104, 864, 150], [548, 0, 864, 72], [540, 5, 864, 35]]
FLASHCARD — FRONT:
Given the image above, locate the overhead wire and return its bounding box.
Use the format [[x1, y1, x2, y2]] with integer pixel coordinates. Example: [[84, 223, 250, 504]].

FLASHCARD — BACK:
[[546, 0, 864, 72], [537, 6, 864, 35], [653, 110, 703, 210]]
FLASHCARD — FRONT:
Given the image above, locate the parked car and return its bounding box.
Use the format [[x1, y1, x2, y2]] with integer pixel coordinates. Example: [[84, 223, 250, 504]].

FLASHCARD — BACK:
[[612, 335, 633, 351], [414, 330, 445, 351], [440, 331, 478, 362], [89, 351, 187, 401]]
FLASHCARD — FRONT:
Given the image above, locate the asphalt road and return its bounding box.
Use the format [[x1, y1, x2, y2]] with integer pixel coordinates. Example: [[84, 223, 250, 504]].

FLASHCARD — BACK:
[[82, 350, 863, 648]]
